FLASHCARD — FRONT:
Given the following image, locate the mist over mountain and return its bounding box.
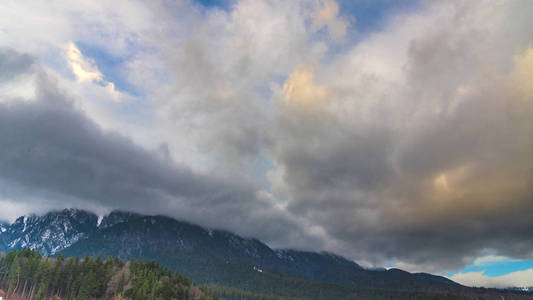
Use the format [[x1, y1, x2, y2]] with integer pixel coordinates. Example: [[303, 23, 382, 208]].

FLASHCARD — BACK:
[[1, 208, 532, 300], [0, 209, 451, 288], [0, 209, 529, 299]]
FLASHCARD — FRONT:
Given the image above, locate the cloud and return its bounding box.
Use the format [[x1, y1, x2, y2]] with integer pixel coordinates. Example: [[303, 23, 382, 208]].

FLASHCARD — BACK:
[[283, 65, 328, 106], [511, 47, 533, 97], [0, 200, 51, 224], [472, 255, 511, 266], [0, 48, 38, 101], [0, 48, 35, 83], [66, 42, 103, 83], [449, 269, 533, 289], [309, 0, 348, 42], [268, 0, 533, 272], [0, 50, 321, 247], [65, 42, 120, 100], [1, 0, 533, 282]]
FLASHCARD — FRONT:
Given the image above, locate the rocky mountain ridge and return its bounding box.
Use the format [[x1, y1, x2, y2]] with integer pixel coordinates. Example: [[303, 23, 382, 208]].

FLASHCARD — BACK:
[[0, 208, 467, 294]]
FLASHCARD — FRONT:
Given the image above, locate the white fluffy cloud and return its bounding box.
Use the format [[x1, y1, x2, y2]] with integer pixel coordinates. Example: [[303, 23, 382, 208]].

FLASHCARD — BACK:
[[450, 269, 533, 289], [65, 42, 120, 100]]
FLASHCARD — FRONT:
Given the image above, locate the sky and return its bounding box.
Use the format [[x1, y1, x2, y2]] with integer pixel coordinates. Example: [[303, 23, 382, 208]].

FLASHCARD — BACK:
[[0, 0, 532, 289]]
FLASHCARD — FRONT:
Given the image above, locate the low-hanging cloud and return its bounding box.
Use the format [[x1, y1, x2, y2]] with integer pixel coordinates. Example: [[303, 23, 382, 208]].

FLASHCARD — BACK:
[[0, 49, 320, 248], [0, 48, 35, 84], [268, 0, 533, 272], [449, 269, 533, 289]]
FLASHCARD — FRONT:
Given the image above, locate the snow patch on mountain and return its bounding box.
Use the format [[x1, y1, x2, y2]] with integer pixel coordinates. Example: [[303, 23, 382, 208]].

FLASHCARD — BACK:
[[1, 208, 98, 256]]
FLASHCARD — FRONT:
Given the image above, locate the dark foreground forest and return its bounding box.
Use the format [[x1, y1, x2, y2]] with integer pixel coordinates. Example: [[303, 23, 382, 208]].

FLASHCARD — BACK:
[[0, 249, 530, 300], [0, 249, 217, 300]]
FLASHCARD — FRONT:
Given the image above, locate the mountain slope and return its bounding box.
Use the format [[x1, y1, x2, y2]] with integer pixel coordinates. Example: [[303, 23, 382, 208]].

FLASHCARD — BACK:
[[6, 248, 511, 300], [56, 211, 458, 291], [0, 248, 217, 300], [0, 208, 97, 255], [3, 209, 524, 299]]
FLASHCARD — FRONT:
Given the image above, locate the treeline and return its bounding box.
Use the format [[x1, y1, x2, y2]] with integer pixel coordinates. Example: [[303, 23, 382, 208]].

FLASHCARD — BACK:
[[0, 249, 114, 299], [0, 249, 217, 300], [209, 285, 302, 300], [204, 272, 482, 300], [206, 282, 481, 300], [0, 250, 526, 300], [124, 260, 215, 300]]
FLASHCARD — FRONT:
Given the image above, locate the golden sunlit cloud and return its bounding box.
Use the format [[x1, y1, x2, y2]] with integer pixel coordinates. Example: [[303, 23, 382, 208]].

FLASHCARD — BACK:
[[67, 42, 102, 83], [434, 173, 450, 193], [511, 47, 533, 97], [432, 166, 472, 200], [66, 42, 120, 101], [310, 0, 347, 42], [283, 66, 328, 107]]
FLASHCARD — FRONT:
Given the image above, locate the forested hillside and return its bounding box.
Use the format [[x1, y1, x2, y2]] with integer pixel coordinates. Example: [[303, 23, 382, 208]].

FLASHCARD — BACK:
[[2, 209, 533, 300], [0, 210, 466, 293], [1, 250, 531, 300], [0, 249, 217, 300]]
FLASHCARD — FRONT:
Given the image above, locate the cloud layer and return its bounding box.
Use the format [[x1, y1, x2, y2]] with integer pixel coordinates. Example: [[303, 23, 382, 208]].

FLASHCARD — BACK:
[[0, 49, 316, 248], [1, 0, 533, 277], [450, 269, 533, 289]]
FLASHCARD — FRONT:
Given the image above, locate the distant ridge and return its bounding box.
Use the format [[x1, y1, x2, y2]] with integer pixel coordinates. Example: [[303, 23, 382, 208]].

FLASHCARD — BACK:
[[1, 208, 531, 299]]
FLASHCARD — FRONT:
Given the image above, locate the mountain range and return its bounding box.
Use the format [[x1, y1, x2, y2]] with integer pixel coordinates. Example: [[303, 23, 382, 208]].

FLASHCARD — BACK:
[[0, 208, 530, 299]]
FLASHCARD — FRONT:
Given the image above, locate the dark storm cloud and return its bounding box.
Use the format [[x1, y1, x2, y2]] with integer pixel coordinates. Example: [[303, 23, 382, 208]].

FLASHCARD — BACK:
[[0, 48, 35, 83], [0, 49, 309, 245], [269, 1, 533, 271], [0, 88, 236, 209], [274, 86, 533, 271]]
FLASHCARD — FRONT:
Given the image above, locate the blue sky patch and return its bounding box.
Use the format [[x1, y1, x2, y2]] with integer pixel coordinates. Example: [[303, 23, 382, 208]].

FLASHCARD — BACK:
[[195, 0, 234, 10], [450, 260, 533, 277], [338, 0, 420, 34], [75, 41, 143, 97]]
